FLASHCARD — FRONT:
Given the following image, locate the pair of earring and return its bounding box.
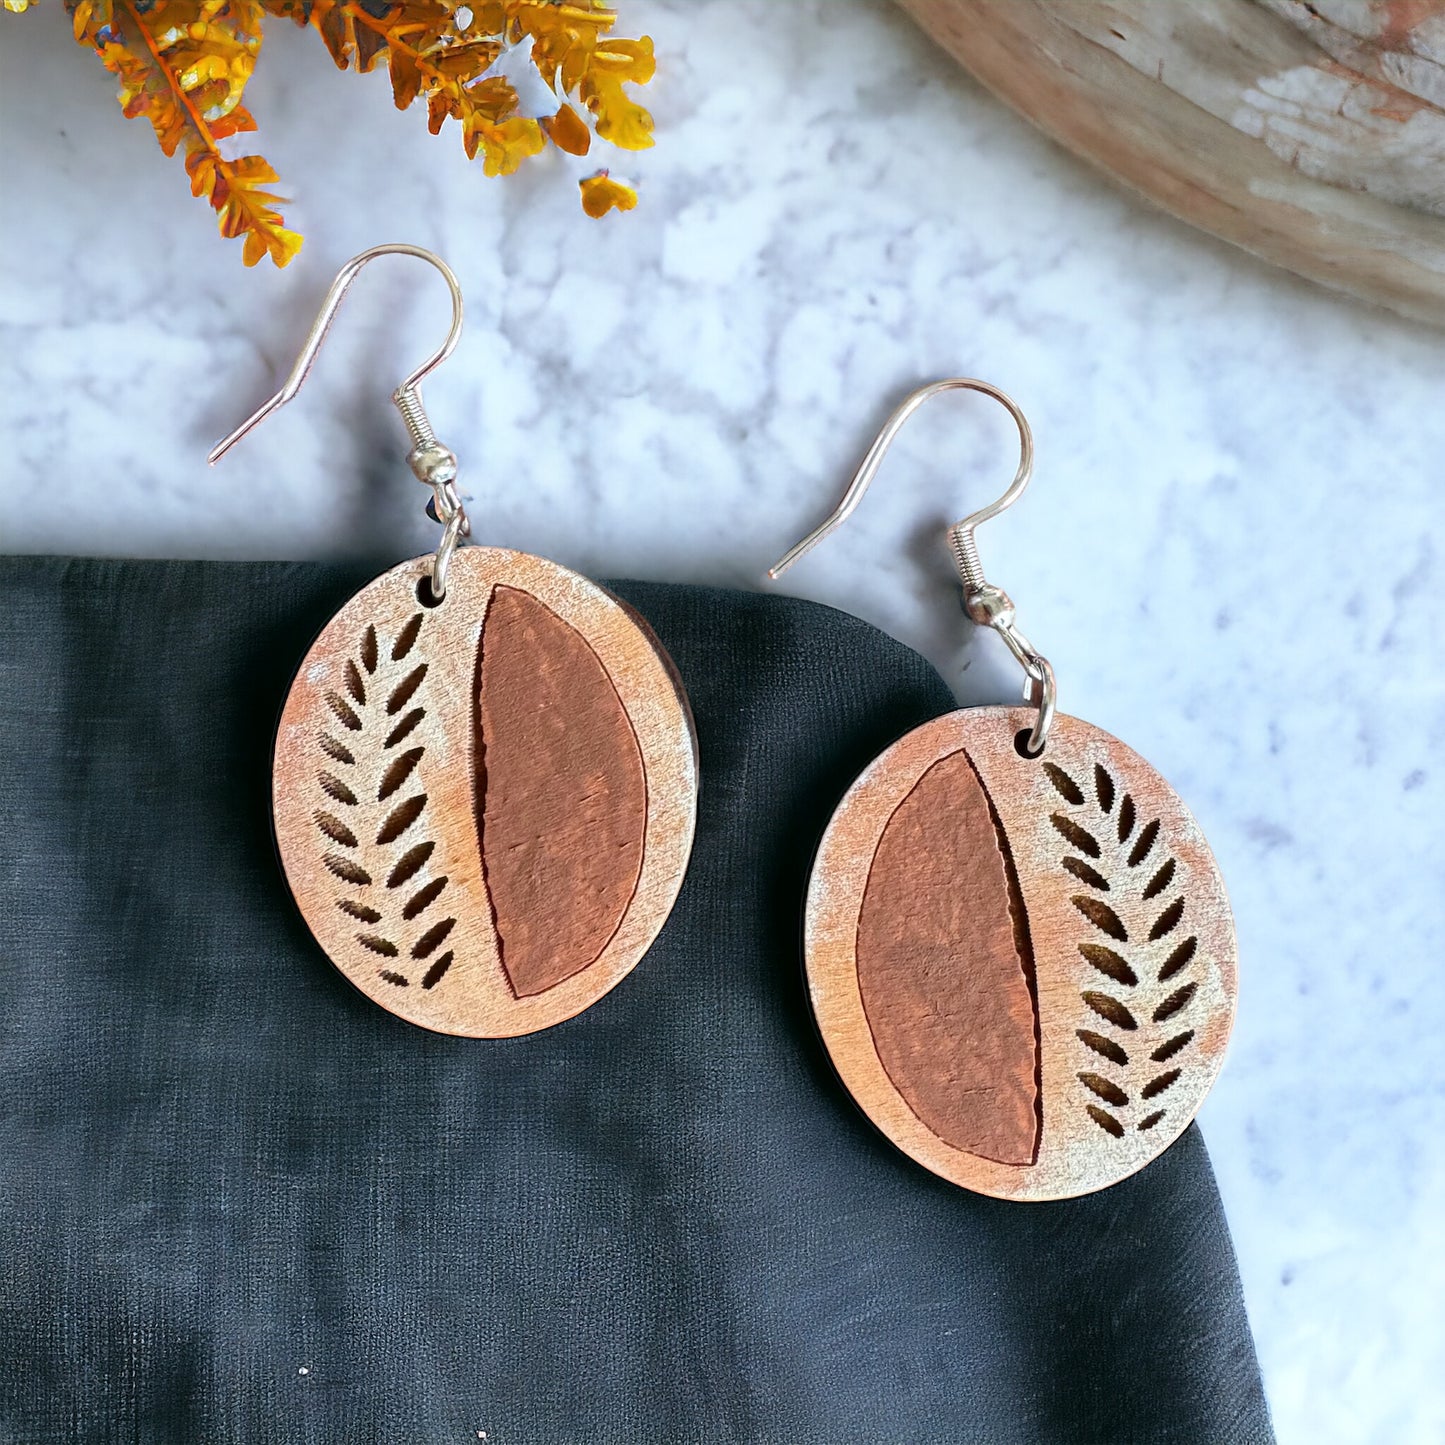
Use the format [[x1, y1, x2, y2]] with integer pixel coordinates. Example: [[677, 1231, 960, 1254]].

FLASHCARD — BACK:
[[213, 247, 1237, 1203]]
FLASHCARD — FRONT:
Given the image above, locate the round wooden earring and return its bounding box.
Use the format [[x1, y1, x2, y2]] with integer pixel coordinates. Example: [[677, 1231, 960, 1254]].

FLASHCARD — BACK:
[[771, 378, 1238, 1199], [208, 246, 697, 1037], [273, 548, 698, 1037], [803, 706, 1235, 1200]]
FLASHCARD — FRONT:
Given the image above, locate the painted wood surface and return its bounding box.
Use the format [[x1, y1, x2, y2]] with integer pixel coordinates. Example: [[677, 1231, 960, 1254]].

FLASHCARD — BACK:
[[805, 707, 1237, 1200], [273, 548, 698, 1038]]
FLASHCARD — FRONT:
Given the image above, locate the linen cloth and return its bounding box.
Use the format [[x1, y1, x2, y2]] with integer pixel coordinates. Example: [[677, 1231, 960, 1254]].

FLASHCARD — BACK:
[[0, 557, 1273, 1444]]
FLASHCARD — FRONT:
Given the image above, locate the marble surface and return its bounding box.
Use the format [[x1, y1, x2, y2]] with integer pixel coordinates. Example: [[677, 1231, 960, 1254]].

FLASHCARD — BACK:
[[2, 2, 1443, 1440]]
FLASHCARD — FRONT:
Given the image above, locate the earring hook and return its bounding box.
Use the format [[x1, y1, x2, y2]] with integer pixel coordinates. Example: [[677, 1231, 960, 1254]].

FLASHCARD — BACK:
[[207, 243, 471, 598], [768, 377, 1055, 752]]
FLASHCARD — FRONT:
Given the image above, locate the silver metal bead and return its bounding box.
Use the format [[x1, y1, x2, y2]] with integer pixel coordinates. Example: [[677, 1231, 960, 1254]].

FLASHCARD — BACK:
[[964, 583, 1015, 628], [408, 442, 458, 487]]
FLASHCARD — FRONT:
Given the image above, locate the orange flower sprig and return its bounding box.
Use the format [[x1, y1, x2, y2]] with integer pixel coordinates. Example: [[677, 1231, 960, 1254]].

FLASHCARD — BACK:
[[6, 0, 655, 265]]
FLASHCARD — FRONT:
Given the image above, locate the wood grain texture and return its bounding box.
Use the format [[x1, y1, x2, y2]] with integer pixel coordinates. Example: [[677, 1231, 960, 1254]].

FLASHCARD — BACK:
[[273, 548, 698, 1038], [895, 0, 1445, 327], [857, 748, 1040, 1166], [477, 586, 648, 998], [805, 707, 1237, 1201]]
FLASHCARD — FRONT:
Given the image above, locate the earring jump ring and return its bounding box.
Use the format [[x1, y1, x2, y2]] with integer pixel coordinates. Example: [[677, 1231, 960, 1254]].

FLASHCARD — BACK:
[[205, 244, 471, 597], [768, 377, 1054, 749]]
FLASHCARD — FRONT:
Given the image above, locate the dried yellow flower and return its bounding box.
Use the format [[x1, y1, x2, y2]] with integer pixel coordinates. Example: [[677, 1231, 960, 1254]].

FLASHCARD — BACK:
[[11, 0, 654, 265], [267, 0, 655, 199], [542, 101, 592, 157], [580, 35, 653, 148], [81, 0, 302, 267], [579, 169, 636, 218]]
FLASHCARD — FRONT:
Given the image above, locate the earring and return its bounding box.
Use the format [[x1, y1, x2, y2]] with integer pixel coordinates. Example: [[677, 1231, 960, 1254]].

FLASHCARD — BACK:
[[770, 380, 1237, 1200], [211, 246, 698, 1038]]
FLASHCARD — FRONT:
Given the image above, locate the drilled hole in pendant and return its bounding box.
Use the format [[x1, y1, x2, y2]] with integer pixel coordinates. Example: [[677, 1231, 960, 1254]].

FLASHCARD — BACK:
[[416, 574, 445, 609], [1013, 727, 1045, 760]]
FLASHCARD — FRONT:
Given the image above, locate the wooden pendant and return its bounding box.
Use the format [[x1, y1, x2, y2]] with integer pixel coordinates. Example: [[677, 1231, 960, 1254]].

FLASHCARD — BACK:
[[805, 707, 1236, 1200], [272, 548, 698, 1037]]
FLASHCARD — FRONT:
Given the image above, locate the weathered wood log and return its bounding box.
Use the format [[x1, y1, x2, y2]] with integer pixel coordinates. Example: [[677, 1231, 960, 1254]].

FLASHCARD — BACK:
[[896, 0, 1445, 326]]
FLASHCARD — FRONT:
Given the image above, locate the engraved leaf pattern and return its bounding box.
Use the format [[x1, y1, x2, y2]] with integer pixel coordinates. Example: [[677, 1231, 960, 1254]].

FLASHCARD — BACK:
[[1044, 760, 1201, 1136], [312, 615, 456, 990]]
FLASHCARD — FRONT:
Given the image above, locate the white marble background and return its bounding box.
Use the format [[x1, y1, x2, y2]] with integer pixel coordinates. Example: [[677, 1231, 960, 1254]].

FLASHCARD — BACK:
[[2, 2, 1443, 1440]]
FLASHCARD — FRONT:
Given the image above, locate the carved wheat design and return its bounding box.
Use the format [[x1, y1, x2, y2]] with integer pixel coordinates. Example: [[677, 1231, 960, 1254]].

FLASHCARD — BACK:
[[1044, 760, 1200, 1138], [312, 614, 457, 990]]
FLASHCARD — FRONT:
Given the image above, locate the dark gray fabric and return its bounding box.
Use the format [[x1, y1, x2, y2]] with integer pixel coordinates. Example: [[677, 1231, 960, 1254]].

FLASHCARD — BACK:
[[0, 556, 1272, 1444]]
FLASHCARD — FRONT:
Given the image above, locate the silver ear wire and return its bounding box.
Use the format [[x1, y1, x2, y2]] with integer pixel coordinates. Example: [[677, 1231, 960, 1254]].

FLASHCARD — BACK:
[[769, 378, 1055, 752], [208, 243, 471, 599]]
